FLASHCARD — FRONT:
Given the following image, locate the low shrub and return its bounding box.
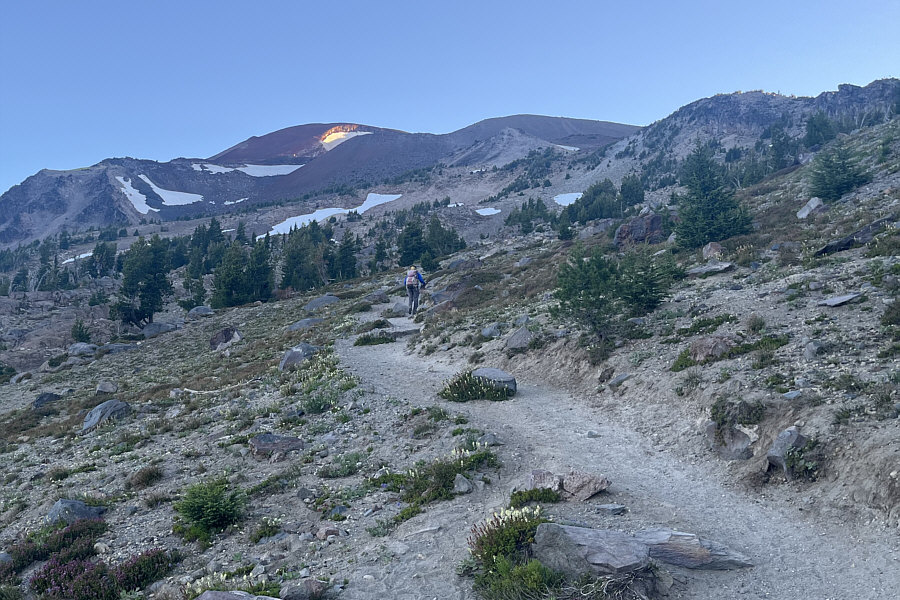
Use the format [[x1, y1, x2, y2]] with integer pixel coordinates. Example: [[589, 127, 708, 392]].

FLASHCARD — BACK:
[[474, 556, 563, 600], [353, 332, 393, 346], [509, 488, 561, 509], [173, 477, 245, 543], [468, 506, 547, 569], [127, 465, 163, 490], [438, 371, 512, 402], [0, 519, 107, 580], [249, 518, 281, 543], [317, 452, 366, 479]]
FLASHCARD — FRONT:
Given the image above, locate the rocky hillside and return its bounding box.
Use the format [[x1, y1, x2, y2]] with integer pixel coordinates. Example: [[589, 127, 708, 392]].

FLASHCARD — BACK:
[[0, 80, 898, 600]]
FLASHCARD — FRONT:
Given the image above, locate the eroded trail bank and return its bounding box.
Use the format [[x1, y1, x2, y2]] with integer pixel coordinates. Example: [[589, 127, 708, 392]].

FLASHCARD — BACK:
[[336, 334, 900, 600]]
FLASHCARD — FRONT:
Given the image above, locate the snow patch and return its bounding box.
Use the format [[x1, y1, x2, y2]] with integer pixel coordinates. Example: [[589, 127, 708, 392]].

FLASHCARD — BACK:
[[262, 193, 402, 238], [224, 198, 248, 206], [62, 252, 94, 265], [447, 203, 464, 208], [554, 193, 583, 206], [236, 164, 304, 177], [199, 163, 235, 174], [138, 175, 204, 206], [476, 207, 501, 216], [321, 130, 372, 151], [555, 144, 580, 152], [116, 176, 158, 214]]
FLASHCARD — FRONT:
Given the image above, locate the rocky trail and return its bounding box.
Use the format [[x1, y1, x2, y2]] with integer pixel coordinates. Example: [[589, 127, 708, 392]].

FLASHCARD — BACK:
[[335, 315, 900, 600]]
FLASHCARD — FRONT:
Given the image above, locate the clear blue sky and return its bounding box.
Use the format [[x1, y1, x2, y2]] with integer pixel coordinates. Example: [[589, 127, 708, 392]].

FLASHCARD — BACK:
[[1, 0, 897, 194]]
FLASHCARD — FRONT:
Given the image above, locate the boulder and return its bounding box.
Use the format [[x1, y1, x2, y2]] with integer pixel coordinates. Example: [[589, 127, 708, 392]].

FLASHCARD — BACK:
[[287, 318, 324, 332], [532, 523, 650, 576], [390, 302, 409, 315], [513, 314, 530, 326], [249, 434, 304, 460], [446, 258, 483, 271], [526, 469, 563, 492], [481, 323, 501, 338], [803, 341, 827, 360], [0, 552, 11, 564], [607, 373, 632, 390], [278, 343, 321, 371], [701, 242, 724, 260], [10, 372, 32, 384], [704, 421, 753, 460], [187, 305, 214, 319], [596, 504, 627, 516], [453, 473, 474, 494], [210, 327, 242, 351], [142, 322, 178, 338], [767, 426, 808, 477], [304, 294, 339, 312], [815, 216, 895, 256], [689, 336, 735, 363], [687, 261, 734, 277], [46, 499, 105, 524], [96, 381, 118, 394], [363, 290, 389, 304], [796, 197, 825, 219], [614, 212, 665, 248], [281, 580, 327, 600], [817, 293, 861, 307], [562, 470, 611, 501], [82, 399, 131, 432], [634, 529, 752, 570], [32, 392, 61, 410], [471, 368, 517, 395], [506, 326, 535, 351], [67, 342, 98, 357]]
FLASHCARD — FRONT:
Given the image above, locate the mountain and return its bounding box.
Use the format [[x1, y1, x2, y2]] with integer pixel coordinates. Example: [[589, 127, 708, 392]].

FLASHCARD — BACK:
[[0, 117, 638, 247]]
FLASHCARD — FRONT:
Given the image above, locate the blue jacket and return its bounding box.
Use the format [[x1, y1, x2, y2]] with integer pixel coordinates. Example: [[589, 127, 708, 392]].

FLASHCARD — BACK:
[[405, 270, 425, 287]]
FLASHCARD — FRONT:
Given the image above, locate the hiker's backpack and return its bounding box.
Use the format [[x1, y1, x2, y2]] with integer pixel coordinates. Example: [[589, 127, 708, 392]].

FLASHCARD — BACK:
[[405, 272, 418, 286]]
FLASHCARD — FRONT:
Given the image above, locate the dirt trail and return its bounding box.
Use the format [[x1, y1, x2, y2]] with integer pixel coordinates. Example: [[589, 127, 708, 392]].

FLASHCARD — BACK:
[[335, 323, 899, 600]]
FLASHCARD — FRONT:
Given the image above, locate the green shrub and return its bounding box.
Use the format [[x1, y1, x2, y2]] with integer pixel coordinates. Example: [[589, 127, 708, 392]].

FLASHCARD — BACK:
[[0, 584, 23, 600], [882, 301, 900, 327], [249, 518, 281, 543], [174, 477, 245, 543], [509, 488, 561, 509], [468, 506, 547, 569], [353, 332, 393, 346], [317, 452, 366, 478], [474, 556, 563, 600], [127, 465, 163, 490], [71, 318, 91, 343], [0, 363, 15, 385], [438, 371, 512, 402]]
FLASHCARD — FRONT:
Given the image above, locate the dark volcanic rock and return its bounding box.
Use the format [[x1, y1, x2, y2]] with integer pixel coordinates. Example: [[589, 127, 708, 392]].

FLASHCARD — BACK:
[[142, 322, 179, 338], [33, 392, 61, 409], [471, 367, 517, 395], [287, 318, 324, 332], [250, 434, 305, 460], [82, 399, 131, 432], [278, 343, 321, 371], [210, 327, 242, 351], [533, 523, 650, 576], [815, 216, 895, 256], [304, 294, 340, 312], [46, 499, 105, 524], [614, 212, 665, 247]]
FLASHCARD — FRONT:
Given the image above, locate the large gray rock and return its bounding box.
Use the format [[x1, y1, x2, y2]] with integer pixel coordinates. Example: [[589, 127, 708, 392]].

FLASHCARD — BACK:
[[471, 367, 517, 395], [82, 399, 131, 432], [188, 305, 214, 319], [46, 499, 105, 524], [506, 326, 535, 351], [526, 469, 563, 491], [101, 343, 136, 354], [0, 552, 11, 564], [281, 579, 327, 600], [142, 322, 179, 338], [690, 336, 735, 363], [562, 470, 611, 501], [532, 524, 650, 576], [249, 434, 304, 460], [287, 318, 324, 332], [704, 421, 753, 460], [304, 294, 340, 312], [815, 216, 895, 256], [363, 290, 389, 304], [453, 473, 474, 494], [32, 392, 61, 410], [796, 197, 824, 219], [96, 381, 118, 394], [390, 302, 409, 315], [614, 212, 665, 248], [481, 323, 501, 338], [687, 261, 734, 277], [803, 341, 827, 360], [67, 342, 98, 357], [634, 529, 752, 570], [817, 293, 861, 307], [767, 426, 808, 477], [278, 343, 321, 371], [210, 327, 242, 351]]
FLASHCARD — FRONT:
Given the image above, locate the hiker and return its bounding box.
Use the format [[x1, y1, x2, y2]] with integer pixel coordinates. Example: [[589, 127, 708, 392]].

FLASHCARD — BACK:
[[404, 265, 426, 315]]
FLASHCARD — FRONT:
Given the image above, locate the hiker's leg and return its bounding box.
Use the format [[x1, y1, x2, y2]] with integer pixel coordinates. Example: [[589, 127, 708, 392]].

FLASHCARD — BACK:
[[412, 287, 420, 314], [407, 286, 414, 314]]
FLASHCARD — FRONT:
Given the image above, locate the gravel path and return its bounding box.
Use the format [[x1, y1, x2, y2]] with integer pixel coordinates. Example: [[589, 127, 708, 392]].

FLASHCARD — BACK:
[[335, 319, 900, 600]]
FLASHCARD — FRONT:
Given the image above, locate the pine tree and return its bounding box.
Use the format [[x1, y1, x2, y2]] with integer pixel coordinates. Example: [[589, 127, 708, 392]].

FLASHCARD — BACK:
[[112, 236, 173, 325], [809, 142, 868, 202], [675, 145, 751, 249], [211, 242, 249, 308], [245, 240, 273, 302]]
